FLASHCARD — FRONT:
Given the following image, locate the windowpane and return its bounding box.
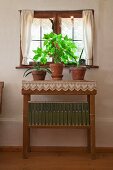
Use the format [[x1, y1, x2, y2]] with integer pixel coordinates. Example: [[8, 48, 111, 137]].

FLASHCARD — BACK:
[[61, 18, 83, 40], [61, 18, 72, 39], [74, 18, 83, 40], [61, 17, 85, 60], [31, 18, 53, 40], [74, 41, 85, 60], [31, 19, 40, 40], [28, 40, 52, 63], [28, 18, 53, 63], [42, 19, 53, 37], [28, 41, 40, 63]]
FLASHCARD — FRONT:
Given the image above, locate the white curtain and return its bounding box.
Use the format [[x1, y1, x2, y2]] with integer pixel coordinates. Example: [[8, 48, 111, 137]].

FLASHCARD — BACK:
[[21, 10, 34, 65], [83, 10, 94, 65]]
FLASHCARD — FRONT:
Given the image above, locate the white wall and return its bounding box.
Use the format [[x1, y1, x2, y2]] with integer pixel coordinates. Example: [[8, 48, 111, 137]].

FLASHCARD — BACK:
[[0, 0, 113, 147]]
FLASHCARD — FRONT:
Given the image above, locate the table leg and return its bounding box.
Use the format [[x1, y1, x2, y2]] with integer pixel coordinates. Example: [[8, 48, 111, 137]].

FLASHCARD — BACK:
[[89, 95, 96, 159], [87, 95, 91, 152], [87, 128, 91, 152], [28, 128, 31, 152], [23, 94, 30, 158]]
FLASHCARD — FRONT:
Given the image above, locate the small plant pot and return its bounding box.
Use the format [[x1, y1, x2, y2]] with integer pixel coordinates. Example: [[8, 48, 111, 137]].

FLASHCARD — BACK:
[[50, 63, 64, 80], [32, 70, 46, 81], [70, 67, 86, 80]]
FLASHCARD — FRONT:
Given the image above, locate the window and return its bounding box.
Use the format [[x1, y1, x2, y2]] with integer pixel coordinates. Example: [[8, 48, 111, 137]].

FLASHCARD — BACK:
[[20, 10, 94, 66]]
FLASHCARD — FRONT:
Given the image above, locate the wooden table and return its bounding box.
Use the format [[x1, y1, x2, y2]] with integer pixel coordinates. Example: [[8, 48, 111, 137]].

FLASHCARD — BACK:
[[0, 82, 4, 114], [22, 80, 97, 159]]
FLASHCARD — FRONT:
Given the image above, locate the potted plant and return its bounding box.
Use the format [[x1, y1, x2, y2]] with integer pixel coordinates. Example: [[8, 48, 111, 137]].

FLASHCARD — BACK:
[[33, 32, 78, 80], [23, 58, 51, 81], [69, 49, 86, 80]]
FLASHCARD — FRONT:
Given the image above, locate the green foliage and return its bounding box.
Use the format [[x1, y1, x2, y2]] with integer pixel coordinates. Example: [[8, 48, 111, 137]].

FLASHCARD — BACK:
[[23, 60, 51, 77], [33, 47, 48, 64], [66, 48, 86, 67], [33, 32, 79, 64]]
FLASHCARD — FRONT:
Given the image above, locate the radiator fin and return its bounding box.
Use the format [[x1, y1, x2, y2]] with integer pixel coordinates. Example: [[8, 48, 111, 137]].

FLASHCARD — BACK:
[[29, 102, 89, 126]]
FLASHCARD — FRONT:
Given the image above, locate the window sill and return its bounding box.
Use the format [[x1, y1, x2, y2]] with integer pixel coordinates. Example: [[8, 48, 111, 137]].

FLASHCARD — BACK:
[[86, 65, 99, 69], [16, 65, 33, 69], [16, 65, 99, 69]]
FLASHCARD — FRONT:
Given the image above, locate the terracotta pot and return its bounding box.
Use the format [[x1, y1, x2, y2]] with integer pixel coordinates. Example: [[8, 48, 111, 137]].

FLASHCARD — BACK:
[[71, 67, 86, 80], [32, 70, 46, 81], [50, 63, 63, 80]]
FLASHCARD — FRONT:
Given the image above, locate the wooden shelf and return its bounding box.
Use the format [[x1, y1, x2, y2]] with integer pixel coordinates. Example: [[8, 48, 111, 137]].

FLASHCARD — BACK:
[[29, 125, 90, 129]]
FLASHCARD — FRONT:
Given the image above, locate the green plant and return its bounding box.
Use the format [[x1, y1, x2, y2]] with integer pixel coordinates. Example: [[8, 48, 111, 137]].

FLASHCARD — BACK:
[[23, 59, 51, 77], [67, 48, 86, 67], [77, 48, 86, 66], [33, 32, 78, 64], [69, 48, 86, 80]]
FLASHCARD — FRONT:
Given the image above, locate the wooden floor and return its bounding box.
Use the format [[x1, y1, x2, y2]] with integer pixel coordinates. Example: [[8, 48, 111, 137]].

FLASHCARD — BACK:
[[0, 152, 113, 170]]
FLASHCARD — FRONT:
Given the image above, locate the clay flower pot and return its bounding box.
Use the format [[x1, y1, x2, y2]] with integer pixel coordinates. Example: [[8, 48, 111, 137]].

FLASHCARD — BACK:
[[50, 63, 64, 80], [32, 70, 46, 81], [70, 67, 86, 80]]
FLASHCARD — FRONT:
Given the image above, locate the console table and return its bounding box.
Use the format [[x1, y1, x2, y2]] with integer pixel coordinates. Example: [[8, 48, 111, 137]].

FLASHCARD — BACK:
[[22, 80, 97, 159]]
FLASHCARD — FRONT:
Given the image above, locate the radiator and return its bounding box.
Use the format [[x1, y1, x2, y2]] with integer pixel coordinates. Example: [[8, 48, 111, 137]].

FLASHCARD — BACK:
[[29, 102, 89, 126]]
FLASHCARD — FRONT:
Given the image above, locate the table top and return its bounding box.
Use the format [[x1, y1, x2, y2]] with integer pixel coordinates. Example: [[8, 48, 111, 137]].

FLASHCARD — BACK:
[[22, 80, 97, 95]]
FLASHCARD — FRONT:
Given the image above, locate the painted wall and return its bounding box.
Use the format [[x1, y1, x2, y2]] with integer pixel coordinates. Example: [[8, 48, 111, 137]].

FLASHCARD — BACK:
[[0, 0, 113, 147]]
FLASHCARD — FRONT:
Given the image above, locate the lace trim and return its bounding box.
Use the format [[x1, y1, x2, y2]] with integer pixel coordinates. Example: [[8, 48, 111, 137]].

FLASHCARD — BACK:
[[22, 80, 97, 91]]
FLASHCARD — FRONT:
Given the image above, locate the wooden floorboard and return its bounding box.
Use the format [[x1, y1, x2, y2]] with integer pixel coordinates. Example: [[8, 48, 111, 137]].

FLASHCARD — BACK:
[[0, 152, 113, 170]]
